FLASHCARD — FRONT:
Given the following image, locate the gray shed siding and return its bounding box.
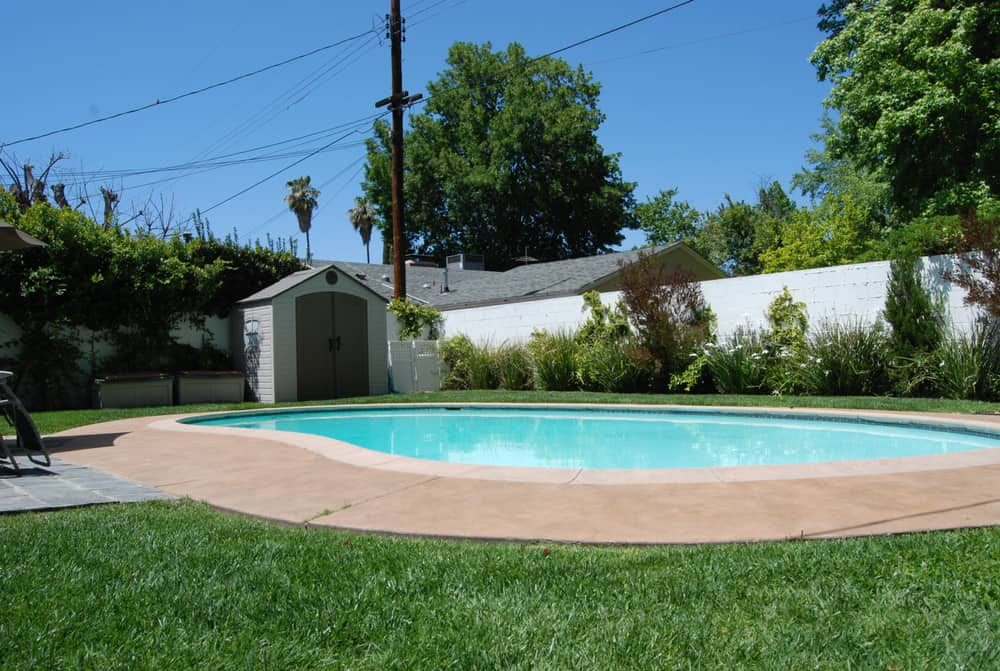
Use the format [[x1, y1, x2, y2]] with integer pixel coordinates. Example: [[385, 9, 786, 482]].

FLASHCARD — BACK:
[[230, 304, 275, 403], [269, 271, 388, 402]]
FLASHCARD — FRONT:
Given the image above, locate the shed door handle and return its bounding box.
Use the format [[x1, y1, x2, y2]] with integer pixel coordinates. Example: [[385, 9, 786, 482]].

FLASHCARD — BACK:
[[336, 336, 342, 352]]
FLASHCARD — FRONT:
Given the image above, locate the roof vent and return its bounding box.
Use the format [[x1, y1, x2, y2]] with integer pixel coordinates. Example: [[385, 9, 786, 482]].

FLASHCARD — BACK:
[[404, 254, 439, 268], [446, 253, 485, 271]]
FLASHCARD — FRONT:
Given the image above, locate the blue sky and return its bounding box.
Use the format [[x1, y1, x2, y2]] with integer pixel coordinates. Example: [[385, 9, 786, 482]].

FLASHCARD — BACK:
[[3, 0, 830, 262]]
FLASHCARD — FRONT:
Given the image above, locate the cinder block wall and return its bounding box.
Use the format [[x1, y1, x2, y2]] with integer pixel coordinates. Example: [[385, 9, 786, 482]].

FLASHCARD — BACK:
[[441, 255, 981, 344]]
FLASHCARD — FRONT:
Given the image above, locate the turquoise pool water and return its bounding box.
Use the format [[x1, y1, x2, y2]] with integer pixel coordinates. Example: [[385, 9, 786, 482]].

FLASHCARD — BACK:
[[186, 406, 999, 470]]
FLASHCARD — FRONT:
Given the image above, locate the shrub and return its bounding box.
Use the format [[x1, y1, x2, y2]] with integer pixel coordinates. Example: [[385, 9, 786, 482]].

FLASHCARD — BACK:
[[576, 338, 650, 393], [495, 343, 534, 391], [439, 335, 498, 390], [703, 328, 770, 395], [528, 330, 578, 391], [883, 255, 946, 395], [388, 299, 443, 340], [618, 252, 713, 390], [943, 202, 1000, 319], [802, 320, 891, 396], [574, 291, 649, 393], [0, 195, 305, 409], [764, 287, 809, 394], [884, 256, 944, 357], [931, 320, 1000, 401]]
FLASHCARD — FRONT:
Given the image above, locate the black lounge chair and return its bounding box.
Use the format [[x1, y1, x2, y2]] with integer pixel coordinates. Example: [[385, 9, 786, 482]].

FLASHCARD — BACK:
[[0, 374, 50, 474]]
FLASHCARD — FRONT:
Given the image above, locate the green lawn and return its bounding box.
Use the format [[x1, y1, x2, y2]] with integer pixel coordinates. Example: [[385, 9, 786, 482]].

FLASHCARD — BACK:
[[31, 390, 1000, 435], [0, 501, 996, 670]]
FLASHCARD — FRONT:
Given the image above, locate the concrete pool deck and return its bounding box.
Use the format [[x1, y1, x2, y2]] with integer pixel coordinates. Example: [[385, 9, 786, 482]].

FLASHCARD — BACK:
[[44, 405, 1000, 544]]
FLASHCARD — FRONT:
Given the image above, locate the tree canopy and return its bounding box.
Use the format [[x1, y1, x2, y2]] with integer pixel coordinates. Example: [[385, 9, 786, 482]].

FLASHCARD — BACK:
[[361, 42, 635, 271], [811, 0, 1000, 215]]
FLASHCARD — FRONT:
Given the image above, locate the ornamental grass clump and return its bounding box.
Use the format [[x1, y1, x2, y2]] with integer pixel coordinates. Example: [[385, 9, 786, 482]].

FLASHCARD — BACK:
[[703, 328, 770, 394], [930, 319, 1000, 401], [527, 330, 578, 391], [494, 343, 534, 391], [440, 335, 498, 390], [803, 320, 892, 396]]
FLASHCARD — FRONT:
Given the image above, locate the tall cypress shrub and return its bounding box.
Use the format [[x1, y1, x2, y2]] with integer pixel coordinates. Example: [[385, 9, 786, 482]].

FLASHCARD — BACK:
[[883, 256, 944, 358]]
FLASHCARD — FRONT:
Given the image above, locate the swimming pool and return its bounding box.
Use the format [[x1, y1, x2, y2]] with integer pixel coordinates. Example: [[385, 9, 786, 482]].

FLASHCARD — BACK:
[[185, 406, 1000, 470]]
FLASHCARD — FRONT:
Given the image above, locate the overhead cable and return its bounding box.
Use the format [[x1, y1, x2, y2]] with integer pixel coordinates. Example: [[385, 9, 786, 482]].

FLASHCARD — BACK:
[[1, 29, 375, 147]]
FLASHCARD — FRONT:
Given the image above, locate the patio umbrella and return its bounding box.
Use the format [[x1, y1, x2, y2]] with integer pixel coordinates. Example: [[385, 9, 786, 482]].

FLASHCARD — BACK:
[[0, 218, 46, 250]]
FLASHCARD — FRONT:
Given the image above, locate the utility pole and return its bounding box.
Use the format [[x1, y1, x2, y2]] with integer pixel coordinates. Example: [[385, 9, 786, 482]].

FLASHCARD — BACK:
[[375, 0, 422, 300]]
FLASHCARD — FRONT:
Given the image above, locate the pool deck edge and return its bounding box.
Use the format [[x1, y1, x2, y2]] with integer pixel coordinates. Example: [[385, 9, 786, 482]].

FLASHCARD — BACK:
[[43, 403, 1000, 544]]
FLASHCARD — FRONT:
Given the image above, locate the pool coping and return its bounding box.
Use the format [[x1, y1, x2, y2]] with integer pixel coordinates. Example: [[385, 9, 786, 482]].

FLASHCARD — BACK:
[[154, 403, 1000, 485]]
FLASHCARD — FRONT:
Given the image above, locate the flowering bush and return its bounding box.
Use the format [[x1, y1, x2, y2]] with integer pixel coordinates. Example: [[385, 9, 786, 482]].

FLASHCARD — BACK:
[[702, 328, 771, 394], [802, 320, 892, 396]]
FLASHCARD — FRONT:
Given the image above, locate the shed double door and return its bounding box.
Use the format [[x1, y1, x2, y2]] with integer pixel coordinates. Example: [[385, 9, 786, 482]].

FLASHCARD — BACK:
[[295, 292, 369, 401]]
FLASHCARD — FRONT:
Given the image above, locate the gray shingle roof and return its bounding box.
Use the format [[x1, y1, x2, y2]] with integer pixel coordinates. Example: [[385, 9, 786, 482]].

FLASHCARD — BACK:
[[235, 266, 325, 304], [327, 244, 693, 310], [236, 243, 723, 310]]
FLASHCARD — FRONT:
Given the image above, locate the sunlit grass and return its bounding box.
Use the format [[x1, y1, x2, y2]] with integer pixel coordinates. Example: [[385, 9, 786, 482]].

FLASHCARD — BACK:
[[1, 500, 997, 670]]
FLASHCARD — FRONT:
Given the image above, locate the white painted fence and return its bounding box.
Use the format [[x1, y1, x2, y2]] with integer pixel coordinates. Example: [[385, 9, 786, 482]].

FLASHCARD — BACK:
[[441, 255, 980, 344], [388, 340, 441, 393]]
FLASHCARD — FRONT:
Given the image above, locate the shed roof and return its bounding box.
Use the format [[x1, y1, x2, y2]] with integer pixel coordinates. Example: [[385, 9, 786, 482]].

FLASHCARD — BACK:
[[234, 264, 389, 305]]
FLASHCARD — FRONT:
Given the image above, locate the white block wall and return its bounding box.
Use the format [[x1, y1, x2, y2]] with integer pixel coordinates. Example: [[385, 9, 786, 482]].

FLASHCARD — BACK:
[[442, 255, 981, 344]]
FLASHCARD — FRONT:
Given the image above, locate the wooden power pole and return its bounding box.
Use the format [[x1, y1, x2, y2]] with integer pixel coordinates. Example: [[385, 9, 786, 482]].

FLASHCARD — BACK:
[[376, 0, 421, 300]]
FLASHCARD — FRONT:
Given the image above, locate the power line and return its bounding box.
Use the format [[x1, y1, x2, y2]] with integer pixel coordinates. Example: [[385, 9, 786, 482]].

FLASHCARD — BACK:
[[61, 141, 369, 195], [408, 0, 700, 114], [409, 0, 469, 29], [245, 154, 367, 237], [540, 0, 698, 59], [56, 115, 381, 181], [197, 113, 389, 218], [1, 28, 375, 148], [189, 34, 380, 163], [585, 15, 814, 67]]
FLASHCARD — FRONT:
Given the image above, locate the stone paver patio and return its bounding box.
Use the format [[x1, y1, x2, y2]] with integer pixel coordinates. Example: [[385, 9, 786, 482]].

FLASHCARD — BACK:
[[36, 406, 1000, 544], [1, 454, 171, 513]]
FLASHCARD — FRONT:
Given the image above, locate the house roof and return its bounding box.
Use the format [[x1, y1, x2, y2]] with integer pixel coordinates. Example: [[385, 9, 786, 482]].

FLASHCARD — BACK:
[[328, 242, 724, 310], [235, 242, 724, 310]]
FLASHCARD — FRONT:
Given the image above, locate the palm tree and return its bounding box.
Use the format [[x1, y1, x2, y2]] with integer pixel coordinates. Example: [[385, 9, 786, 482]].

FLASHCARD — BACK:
[[348, 197, 377, 263], [285, 176, 320, 263]]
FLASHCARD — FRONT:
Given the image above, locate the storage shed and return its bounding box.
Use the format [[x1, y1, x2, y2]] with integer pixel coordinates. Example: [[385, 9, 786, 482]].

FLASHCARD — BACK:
[[230, 264, 389, 403]]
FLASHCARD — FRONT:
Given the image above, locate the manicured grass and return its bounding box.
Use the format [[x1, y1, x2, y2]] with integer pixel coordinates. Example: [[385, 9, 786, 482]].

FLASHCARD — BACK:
[[32, 390, 1000, 435], [0, 500, 997, 670]]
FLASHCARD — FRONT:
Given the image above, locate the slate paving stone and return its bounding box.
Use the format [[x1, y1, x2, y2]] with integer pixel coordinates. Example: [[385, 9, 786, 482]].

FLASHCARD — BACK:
[[0, 454, 173, 513]]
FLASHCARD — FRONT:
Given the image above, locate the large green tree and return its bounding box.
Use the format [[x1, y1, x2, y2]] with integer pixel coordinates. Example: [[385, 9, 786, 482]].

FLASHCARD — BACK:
[[634, 189, 702, 248], [812, 0, 1000, 215], [361, 42, 635, 270]]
